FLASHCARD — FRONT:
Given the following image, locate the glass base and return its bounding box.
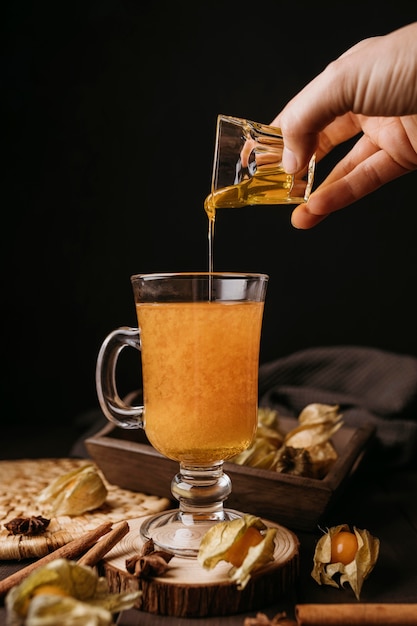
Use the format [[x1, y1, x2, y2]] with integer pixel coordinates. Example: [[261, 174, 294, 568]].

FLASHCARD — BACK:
[[140, 508, 243, 558]]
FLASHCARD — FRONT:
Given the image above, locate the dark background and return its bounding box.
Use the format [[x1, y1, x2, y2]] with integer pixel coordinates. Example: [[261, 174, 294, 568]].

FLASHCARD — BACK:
[[2, 1, 417, 457]]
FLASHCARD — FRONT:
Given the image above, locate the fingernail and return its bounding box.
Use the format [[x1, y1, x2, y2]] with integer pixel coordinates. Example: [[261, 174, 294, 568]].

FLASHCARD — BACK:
[[282, 147, 298, 174]]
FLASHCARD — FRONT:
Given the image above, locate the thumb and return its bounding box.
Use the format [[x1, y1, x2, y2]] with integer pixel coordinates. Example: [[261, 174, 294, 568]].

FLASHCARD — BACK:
[[272, 53, 358, 173], [272, 97, 326, 174]]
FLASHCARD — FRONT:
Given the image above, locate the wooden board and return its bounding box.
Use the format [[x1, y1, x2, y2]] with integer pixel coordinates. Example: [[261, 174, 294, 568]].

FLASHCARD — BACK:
[[0, 458, 170, 560], [101, 517, 300, 618]]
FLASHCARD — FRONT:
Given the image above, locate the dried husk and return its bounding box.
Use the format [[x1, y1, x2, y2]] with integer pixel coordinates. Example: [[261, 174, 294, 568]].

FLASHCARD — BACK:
[[229, 404, 343, 479], [284, 404, 343, 449], [244, 612, 297, 626], [278, 404, 342, 477], [257, 407, 283, 431], [37, 464, 108, 516], [311, 524, 380, 600], [272, 446, 314, 477], [231, 436, 279, 469], [273, 441, 338, 478], [231, 408, 285, 468], [5, 557, 141, 626], [298, 403, 342, 425], [198, 514, 277, 590]]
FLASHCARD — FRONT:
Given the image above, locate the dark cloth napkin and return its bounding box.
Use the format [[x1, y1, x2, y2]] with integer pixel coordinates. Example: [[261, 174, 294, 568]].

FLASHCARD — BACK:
[[258, 345, 417, 468]]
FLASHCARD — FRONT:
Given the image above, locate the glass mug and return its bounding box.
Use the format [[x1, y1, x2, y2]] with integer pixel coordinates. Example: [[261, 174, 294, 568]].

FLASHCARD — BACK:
[[204, 114, 316, 220], [96, 271, 268, 556]]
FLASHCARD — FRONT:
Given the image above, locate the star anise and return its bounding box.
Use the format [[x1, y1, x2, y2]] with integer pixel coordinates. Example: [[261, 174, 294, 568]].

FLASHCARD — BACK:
[[4, 515, 51, 536], [125, 538, 173, 578]]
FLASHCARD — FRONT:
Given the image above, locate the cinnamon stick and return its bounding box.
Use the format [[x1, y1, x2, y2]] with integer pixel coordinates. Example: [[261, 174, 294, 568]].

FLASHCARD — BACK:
[[0, 521, 112, 597], [78, 520, 129, 567], [295, 603, 417, 625]]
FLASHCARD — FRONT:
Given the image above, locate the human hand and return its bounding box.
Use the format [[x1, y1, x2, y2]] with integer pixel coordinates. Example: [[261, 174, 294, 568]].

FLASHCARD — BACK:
[[273, 22, 417, 228]]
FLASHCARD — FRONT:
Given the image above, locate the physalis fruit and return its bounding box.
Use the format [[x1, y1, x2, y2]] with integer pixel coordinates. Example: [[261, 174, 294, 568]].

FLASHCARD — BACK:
[[198, 514, 277, 590], [311, 524, 380, 599], [5, 557, 141, 625], [38, 463, 107, 516]]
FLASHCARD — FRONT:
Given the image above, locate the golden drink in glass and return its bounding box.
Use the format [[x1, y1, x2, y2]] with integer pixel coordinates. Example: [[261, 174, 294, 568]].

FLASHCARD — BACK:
[[96, 272, 268, 556], [137, 300, 264, 465]]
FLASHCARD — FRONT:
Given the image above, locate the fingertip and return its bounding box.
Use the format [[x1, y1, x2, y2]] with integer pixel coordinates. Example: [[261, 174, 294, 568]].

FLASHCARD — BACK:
[[291, 204, 327, 230], [290, 206, 307, 229]]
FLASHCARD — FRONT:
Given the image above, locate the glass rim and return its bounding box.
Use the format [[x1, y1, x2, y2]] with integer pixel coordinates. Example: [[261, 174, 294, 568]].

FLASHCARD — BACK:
[[131, 271, 269, 281], [218, 113, 283, 138]]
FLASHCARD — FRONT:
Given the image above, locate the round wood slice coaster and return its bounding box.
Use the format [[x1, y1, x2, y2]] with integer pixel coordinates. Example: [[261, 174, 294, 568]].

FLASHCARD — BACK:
[[101, 516, 300, 618]]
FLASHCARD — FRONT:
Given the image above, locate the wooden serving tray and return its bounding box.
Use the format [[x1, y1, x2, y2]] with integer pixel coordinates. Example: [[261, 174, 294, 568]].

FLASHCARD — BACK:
[[86, 418, 375, 532]]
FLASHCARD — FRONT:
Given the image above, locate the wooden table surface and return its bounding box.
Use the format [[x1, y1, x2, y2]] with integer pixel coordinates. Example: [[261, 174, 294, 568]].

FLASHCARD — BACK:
[[1, 463, 417, 625]]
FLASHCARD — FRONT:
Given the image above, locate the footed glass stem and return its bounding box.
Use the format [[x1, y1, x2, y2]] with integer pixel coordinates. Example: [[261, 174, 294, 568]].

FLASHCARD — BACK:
[[140, 462, 241, 557]]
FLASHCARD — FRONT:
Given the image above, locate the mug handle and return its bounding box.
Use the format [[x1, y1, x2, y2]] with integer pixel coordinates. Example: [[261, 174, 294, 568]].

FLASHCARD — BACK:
[[95, 326, 144, 429]]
